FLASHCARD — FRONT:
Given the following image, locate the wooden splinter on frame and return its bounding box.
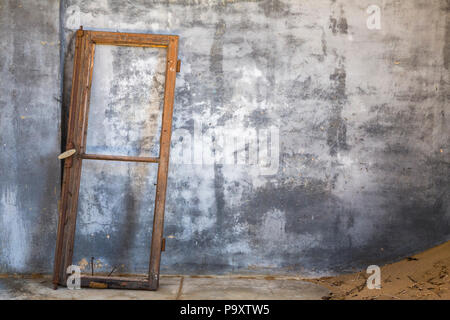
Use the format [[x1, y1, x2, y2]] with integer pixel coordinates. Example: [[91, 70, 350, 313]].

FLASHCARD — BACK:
[[58, 149, 76, 160], [53, 27, 180, 291]]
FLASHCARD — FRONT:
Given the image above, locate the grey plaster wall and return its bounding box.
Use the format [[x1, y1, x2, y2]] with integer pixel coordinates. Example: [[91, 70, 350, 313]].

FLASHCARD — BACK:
[[62, 0, 450, 276], [0, 0, 61, 273], [0, 0, 449, 276]]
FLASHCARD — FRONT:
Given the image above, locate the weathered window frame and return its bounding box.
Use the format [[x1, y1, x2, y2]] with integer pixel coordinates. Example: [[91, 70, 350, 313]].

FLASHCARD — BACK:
[[53, 27, 180, 290]]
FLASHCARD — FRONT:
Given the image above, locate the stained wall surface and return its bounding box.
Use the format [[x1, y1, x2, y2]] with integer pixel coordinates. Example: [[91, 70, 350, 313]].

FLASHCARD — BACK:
[[1, 0, 449, 276], [0, 0, 61, 273]]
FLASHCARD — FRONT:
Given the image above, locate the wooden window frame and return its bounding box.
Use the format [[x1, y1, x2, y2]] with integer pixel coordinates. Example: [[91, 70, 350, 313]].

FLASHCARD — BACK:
[[53, 27, 180, 290]]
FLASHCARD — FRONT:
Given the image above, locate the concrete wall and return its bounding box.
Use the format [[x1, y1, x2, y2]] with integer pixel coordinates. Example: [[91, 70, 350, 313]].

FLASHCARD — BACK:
[[1, 0, 449, 276], [0, 0, 61, 273]]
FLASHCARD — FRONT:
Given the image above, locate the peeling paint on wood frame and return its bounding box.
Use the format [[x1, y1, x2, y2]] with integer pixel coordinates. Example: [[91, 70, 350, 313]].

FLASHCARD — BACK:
[[53, 27, 179, 291]]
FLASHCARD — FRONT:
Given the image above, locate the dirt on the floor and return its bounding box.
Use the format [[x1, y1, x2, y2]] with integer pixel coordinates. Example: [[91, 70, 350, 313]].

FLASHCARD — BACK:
[[310, 241, 450, 300], [2, 242, 449, 300]]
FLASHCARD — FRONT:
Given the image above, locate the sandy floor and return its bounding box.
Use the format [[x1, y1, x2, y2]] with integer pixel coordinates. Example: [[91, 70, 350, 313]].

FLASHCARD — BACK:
[[310, 241, 450, 300]]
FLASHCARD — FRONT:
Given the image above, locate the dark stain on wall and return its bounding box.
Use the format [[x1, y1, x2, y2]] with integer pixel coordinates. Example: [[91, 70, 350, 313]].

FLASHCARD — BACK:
[[444, 0, 450, 70], [329, 16, 348, 35], [327, 66, 348, 156], [329, 5, 348, 35], [258, 0, 289, 18], [210, 19, 226, 114]]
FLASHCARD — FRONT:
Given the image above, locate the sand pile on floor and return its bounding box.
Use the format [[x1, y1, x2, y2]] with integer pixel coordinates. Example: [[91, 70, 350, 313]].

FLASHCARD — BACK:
[[312, 240, 450, 300]]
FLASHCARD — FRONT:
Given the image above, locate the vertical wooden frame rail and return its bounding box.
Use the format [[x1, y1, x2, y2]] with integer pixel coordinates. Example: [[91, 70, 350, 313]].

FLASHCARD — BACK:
[[53, 28, 179, 290]]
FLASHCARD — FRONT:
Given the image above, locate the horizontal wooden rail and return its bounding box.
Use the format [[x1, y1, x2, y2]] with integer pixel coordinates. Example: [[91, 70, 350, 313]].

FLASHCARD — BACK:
[[81, 153, 159, 163], [80, 275, 151, 290], [89, 30, 175, 48]]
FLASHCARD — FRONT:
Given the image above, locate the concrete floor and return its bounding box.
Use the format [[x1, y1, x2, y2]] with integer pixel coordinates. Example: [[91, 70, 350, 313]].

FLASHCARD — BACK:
[[0, 275, 330, 300]]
